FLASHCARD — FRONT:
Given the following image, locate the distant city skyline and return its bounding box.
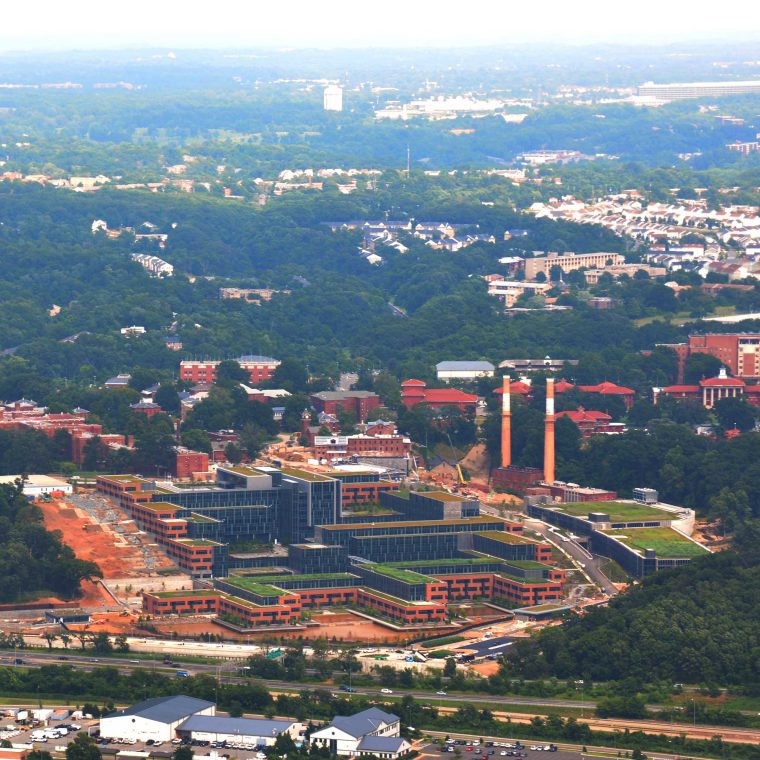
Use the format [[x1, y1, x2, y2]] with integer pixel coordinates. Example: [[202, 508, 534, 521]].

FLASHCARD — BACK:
[[1, 0, 759, 51]]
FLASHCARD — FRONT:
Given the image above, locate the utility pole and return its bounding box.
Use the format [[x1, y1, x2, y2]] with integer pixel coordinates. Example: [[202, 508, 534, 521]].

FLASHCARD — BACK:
[[406, 145, 411, 178]]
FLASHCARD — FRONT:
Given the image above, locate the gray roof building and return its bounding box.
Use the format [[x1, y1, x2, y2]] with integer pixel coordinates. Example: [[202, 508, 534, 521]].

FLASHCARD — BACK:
[[357, 736, 409, 753], [108, 696, 214, 724], [178, 715, 293, 737], [436, 361, 495, 372], [329, 707, 399, 738]]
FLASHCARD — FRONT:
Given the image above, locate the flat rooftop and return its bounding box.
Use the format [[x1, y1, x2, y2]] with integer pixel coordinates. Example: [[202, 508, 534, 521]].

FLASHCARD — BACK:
[[547, 500, 671, 522], [477, 530, 541, 545], [280, 467, 332, 482], [604, 527, 709, 558], [321, 517, 503, 531], [220, 577, 290, 596], [369, 565, 435, 584]]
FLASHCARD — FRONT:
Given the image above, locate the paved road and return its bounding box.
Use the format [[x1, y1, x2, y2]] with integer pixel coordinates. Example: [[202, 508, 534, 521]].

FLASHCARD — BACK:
[[481, 507, 620, 597], [6, 652, 759, 725]]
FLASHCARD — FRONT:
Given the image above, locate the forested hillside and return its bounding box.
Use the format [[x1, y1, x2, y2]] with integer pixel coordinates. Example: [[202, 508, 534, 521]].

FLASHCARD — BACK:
[[0, 482, 102, 602], [503, 548, 760, 685]]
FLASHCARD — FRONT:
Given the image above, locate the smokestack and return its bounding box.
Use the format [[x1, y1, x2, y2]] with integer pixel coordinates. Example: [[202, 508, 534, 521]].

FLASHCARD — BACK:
[[501, 375, 511, 468], [544, 378, 555, 484]]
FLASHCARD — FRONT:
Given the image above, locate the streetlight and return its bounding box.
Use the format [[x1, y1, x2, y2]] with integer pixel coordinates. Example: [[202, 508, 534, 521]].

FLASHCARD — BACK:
[[574, 680, 585, 719]]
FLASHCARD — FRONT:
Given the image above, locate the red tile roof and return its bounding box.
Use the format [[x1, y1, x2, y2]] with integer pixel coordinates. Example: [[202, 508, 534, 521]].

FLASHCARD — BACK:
[[700, 376, 745, 387], [401, 379, 427, 387], [578, 381, 635, 395], [493, 381, 532, 395], [423, 389, 478, 404], [662, 385, 700, 393], [554, 380, 575, 393], [557, 408, 612, 423]]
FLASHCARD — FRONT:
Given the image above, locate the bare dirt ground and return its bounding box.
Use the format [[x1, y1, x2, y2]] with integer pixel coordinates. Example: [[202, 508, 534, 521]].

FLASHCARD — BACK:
[[38, 493, 178, 579]]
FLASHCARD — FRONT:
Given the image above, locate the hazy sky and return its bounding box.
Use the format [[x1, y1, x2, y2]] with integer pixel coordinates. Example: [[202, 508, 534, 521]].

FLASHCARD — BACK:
[[1, 0, 758, 50]]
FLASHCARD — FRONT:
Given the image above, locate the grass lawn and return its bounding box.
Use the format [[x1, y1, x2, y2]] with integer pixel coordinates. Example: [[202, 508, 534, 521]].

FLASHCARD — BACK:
[[555, 501, 669, 521], [605, 528, 708, 558]]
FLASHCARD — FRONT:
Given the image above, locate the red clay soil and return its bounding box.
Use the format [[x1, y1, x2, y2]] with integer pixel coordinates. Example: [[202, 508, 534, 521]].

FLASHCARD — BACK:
[[38, 497, 176, 578], [67, 610, 140, 636]]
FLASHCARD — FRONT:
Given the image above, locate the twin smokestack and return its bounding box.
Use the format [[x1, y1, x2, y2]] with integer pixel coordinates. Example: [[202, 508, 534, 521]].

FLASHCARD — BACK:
[[500, 376, 555, 484]]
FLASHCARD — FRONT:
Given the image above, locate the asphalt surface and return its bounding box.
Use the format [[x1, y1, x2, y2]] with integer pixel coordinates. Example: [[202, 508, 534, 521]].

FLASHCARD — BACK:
[[480, 507, 620, 597]]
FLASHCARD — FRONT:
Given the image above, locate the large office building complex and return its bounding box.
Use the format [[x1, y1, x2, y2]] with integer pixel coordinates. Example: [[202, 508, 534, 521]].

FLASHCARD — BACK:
[[638, 80, 760, 100]]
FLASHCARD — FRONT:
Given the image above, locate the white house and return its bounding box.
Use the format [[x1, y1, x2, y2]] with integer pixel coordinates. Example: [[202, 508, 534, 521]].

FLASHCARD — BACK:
[[99, 696, 215, 742], [311, 707, 409, 758], [436, 360, 495, 382]]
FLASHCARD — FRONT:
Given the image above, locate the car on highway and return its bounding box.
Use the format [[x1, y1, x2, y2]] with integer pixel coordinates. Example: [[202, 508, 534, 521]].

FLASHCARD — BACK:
[[435, 690, 447, 695], [380, 688, 393, 694]]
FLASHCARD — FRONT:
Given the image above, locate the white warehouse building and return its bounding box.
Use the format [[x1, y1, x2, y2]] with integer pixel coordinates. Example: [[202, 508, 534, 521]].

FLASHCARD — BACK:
[[100, 696, 215, 742], [436, 360, 495, 382], [176, 716, 302, 747]]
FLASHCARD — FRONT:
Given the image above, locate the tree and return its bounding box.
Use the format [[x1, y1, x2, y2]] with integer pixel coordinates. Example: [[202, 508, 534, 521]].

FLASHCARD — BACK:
[[269, 358, 309, 393], [66, 733, 102, 760], [443, 657, 457, 678], [114, 635, 130, 653], [91, 632, 113, 655], [173, 746, 193, 760], [181, 428, 212, 454], [43, 632, 58, 650], [216, 360, 250, 387], [713, 396, 756, 433], [684, 353, 723, 385], [224, 442, 243, 464], [154, 384, 181, 415]]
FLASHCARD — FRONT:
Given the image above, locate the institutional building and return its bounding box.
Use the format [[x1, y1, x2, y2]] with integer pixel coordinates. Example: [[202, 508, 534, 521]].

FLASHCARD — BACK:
[[179, 356, 280, 386], [638, 80, 760, 99], [661, 334, 760, 383], [524, 251, 625, 281]]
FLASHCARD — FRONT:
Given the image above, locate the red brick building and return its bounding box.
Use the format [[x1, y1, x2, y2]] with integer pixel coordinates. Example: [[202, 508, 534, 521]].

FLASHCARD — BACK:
[[556, 408, 625, 436], [401, 379, 479, 413], [657, 367, 760, 409], [661, 334, 760, 384], [309, 391, 381, 422], [175, 448, 210, 478], [179, 355, 280, 386]]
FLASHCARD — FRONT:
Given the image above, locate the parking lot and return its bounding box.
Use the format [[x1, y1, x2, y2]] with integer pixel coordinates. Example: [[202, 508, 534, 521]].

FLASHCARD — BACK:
[[0, 721, 273, 760], [419, 740, 582, 760]]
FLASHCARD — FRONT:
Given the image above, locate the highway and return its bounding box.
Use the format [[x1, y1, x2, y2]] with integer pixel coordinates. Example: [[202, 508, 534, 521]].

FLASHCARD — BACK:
[[3, 653, 760, 743]]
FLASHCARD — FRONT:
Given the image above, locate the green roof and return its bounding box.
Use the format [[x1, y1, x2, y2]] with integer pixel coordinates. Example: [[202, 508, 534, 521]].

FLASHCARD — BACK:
[[322, 517, 502, 531], [244, 573, 357, 583], [280, 467, 331, 482], [151, 589, 218, 598], [221, 465, 267, 476], [550, 501, 671, 522], [175, 538, 223, 547], [221, 576, 288, 596], [421, 491, 466, 502], [604, 528, 708, 558], [477, 531, 539, 545], [390, 557, 497, 568], [370, 565, 436, 584], [503, 560, 552, 570]]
